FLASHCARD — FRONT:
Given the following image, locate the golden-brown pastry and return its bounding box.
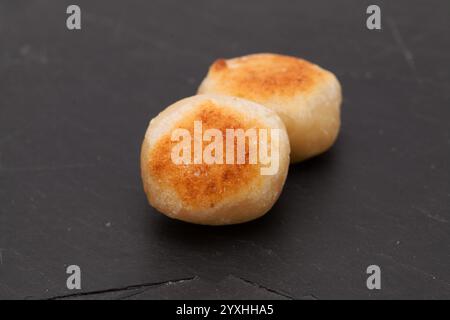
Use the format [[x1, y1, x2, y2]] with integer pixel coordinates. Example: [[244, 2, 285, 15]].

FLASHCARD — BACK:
[[198, 53, 342, 163], [141, 94, 290, 225]]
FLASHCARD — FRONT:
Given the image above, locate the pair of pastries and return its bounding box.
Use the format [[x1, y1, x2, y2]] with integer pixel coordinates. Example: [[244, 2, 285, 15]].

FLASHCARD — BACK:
[[141, 53, 342, 225]]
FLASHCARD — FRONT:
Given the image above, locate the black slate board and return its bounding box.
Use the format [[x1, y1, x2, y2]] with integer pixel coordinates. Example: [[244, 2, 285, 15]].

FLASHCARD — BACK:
[[0, 0, 449, 299]]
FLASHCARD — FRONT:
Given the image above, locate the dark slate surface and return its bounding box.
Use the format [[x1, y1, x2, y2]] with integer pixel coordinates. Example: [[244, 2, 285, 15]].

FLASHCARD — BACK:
[[60, 276, 292, 300], [0, 0, 449, 300]]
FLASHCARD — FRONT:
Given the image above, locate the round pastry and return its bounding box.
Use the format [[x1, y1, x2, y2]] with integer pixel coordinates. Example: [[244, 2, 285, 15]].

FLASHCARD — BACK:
[[198, 53, 342, 163], [141, 94, 290, 225]]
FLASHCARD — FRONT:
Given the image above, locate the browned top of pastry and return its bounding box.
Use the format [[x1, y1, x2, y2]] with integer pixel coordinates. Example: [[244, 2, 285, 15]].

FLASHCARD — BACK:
[[206, 53, 326, 100], [147, 100, 264, 209]]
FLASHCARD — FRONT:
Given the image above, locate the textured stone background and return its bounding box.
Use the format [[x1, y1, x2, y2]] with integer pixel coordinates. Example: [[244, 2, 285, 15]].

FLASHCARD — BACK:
[[0, 0, 449, 299]]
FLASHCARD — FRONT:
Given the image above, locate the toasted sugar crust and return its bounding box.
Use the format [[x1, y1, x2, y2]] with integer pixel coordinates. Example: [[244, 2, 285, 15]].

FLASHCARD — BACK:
[[147, 101, 265, 210], [203, 53, 326, 101], [198, 54, 342, 163]]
